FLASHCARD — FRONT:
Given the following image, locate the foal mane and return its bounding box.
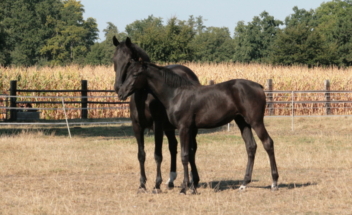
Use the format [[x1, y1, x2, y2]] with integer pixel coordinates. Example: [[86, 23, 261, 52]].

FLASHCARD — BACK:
[[148, 63, 194, 88]]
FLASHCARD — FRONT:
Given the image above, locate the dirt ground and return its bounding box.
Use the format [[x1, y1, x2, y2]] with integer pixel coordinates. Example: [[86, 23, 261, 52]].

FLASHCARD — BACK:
[[0, 116, 352, 214]]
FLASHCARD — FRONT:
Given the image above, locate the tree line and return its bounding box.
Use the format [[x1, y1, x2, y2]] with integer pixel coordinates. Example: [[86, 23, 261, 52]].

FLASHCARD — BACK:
[[1, 0, 352, 67]]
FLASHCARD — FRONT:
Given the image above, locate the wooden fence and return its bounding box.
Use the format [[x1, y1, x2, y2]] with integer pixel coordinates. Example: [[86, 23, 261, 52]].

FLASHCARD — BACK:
[[7, 80, 128, 121], [2, 79, 352, 121]]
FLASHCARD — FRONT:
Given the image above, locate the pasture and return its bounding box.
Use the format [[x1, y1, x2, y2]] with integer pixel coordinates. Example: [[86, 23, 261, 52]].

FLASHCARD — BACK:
[[0, 116, 351, 214]]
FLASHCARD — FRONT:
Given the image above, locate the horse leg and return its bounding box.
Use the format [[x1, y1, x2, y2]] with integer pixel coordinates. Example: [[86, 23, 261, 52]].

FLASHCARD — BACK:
[[164, 129, 178, 189], [132, 123, 147, 193], [252, 123, 279, 191], [152, 121, 163, 194], [188, 128, 199, 194], [235, 116, 257, 191], [179, 126, 191, 194]]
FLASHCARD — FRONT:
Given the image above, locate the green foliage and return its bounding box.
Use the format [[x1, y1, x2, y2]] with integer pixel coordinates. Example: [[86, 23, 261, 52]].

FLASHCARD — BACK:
[[40, 0, 98, 65], [2, 0, 352, 67], [85, 22, 126, 65], [124, 15, 195, 62], [315, 0, 352, 66], [191, 27, 234, 62], [0, 0, 98, 66], [233, 11, 283, 63]]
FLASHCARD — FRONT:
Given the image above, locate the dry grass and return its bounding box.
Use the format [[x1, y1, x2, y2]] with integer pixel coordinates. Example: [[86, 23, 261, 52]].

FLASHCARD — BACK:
[[1, 117, 352, 214], [2, 63, 352, 120]]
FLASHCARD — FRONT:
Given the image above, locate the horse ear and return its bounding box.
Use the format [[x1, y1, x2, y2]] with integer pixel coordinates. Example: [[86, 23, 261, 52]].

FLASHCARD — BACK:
[[113, 36, 119, 46], [125, 37, 132, 47]]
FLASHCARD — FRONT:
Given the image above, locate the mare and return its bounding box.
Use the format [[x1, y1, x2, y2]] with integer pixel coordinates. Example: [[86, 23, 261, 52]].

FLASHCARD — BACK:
[[118, 60, 279, 194], [112, 37, 201, 193]]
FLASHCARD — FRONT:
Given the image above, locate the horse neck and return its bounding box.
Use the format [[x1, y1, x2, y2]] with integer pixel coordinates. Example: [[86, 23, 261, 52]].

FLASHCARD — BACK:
[[145, 67, 176, 109]]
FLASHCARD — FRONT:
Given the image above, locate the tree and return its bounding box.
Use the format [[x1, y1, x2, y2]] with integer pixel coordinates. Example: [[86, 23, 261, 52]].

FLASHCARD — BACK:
[[0, 0, 64, 66], [191, 27, 234, 62], [125, 15, 195, 62], [271, 6, 336, 66], [40, 0, 98, 65], [86, 22, 126, 65], [315, 0, 352, 66], [233, 11, 282, 63]]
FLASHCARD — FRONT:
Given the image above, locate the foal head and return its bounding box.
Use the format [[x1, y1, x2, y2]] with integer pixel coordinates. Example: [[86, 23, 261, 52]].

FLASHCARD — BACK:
[[118, 60, 148, 100], [112, 36, 150, 94]]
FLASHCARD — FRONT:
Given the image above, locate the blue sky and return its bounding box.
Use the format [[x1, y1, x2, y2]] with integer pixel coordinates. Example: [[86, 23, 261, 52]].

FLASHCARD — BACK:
[[80, 0, 327, 41]]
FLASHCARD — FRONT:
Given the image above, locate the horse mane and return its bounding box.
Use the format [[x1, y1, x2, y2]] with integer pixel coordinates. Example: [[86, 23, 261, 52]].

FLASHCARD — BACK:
[[118, 41, 151, 62], [147, 63, 194, 88]]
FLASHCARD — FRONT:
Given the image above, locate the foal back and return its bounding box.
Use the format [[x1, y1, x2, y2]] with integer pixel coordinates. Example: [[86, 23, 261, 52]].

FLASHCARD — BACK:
[[173, 79, 266, 129]]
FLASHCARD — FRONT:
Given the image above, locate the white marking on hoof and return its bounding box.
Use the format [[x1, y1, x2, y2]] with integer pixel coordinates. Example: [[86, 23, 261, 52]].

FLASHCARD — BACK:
[[165, 172, 177, 184], [239, 185, 247, 192], [271, 183, 279, 191]]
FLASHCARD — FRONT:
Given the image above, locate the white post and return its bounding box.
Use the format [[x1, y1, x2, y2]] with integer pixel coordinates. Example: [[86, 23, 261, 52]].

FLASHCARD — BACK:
[[291, 91, 294, 131], [62, 97, 72, 139]]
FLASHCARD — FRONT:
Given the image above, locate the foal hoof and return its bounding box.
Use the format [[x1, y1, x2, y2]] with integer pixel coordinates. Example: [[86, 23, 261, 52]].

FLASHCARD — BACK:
[[167, 182, 175, 190], [152, 188, 162, 194], [188, 189, 198, 195], [271, 185, 279, 191], [238, 185, 247, 192], [179, 188, 187, 195]]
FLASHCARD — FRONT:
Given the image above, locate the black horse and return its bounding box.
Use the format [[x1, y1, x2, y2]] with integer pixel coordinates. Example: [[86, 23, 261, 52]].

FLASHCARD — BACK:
[[113, 37, 201, 193], [118, 60, 279, 194]]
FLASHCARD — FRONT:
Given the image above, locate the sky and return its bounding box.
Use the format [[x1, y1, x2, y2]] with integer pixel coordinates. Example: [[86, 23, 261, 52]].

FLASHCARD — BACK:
[[80, 0, 328, 42]]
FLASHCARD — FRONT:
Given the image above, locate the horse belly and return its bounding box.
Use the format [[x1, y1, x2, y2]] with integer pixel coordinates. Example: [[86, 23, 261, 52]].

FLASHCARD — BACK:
[[195, 107, 235, 128]]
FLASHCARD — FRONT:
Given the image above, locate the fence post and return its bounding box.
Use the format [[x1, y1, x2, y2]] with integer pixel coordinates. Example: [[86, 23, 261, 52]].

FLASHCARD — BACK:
[[324, 80, 331, 115], [208, 80, 215, 85], [266, 79, 273, 115], [9, 80, 17, 121], [81, 80, 88, 119]]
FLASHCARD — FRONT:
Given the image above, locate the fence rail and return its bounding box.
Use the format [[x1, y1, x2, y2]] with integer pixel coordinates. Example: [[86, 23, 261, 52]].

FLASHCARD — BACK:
[[1, 79, 352, 122]]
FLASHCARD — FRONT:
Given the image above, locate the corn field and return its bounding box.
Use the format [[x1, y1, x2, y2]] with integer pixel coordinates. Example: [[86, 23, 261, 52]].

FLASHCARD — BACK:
[[1, 63, 352, 120]]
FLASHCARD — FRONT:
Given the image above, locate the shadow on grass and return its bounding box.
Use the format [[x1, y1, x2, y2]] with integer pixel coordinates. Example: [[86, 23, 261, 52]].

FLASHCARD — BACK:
[[198, 180, 317, 192], [0, 119, 232, 138], [0, 125, 134, 138], [198, 180, 244, 191]]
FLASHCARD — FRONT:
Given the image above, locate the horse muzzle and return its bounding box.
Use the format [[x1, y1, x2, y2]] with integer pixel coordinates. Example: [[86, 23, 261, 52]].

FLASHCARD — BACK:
[[118, 94, 127, 101]]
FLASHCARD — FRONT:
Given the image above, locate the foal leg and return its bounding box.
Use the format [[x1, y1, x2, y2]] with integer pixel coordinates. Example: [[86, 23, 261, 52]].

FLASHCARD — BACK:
[[252, 123, 279, 191], [235, 117, 257, 191], [132, 123, 147, 193], [164, 129, 178, 189], [188, 129, 199, 194], [152, 121, 163, 193]]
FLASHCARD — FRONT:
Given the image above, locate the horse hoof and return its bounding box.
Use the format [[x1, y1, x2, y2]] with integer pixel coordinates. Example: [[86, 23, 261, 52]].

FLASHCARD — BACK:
[[137, 188, 148, 194], [152, 188, 162, 194], [238, 185, 247, 192]]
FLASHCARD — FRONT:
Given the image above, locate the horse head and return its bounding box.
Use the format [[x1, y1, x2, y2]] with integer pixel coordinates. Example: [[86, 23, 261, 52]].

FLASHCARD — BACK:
[[112, 36, 150, 94], [118, 59, 147, 100]]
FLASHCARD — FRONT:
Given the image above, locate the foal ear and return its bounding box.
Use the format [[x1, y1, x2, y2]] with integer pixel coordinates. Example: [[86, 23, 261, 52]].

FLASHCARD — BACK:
[[113, 36, 119, 46], [125, 37, 132, 47]]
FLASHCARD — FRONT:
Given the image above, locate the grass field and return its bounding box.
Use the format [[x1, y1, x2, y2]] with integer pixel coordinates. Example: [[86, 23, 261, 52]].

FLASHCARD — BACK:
[[1, 116, 352, 214]]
